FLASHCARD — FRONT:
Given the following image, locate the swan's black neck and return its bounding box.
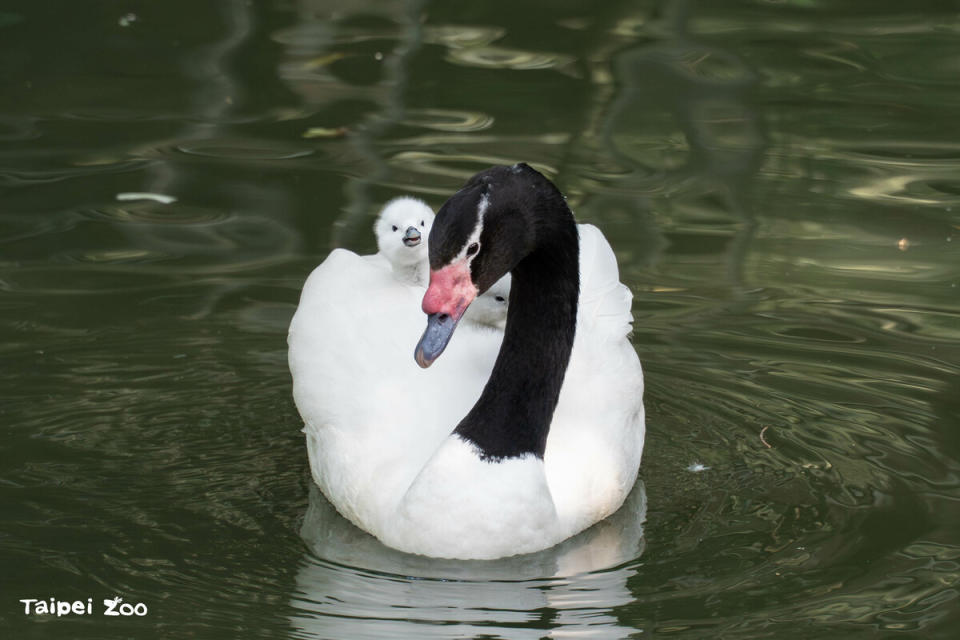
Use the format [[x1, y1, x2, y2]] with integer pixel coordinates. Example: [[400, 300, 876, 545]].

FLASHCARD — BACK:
[[454, 200, 579, 461]]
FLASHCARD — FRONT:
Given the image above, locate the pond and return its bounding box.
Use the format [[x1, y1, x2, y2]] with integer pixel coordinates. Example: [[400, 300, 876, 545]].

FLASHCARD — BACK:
[[2, 1, 958, 638]]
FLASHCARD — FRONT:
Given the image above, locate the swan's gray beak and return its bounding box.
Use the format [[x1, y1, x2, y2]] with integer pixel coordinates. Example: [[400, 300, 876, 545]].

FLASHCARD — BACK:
[[402, 226, 422, 247], [414, 312, 460, 368]]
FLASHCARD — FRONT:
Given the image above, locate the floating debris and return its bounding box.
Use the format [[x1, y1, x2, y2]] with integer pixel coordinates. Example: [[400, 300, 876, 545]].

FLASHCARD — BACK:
[[687, 463, 710, 473], [760, 425, 772, 448], [116, 192, 177, 204], [118, 13, 137, 27], [897, 237, 910, 251]]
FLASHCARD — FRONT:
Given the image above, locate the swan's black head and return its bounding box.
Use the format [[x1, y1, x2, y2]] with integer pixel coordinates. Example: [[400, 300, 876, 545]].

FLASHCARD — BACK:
[[415, 163, 576, 368]]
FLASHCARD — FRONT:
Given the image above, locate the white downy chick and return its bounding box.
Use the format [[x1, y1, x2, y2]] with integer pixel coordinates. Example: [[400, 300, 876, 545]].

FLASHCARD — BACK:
[[374, 197, 434, 286], [463, 274, 511, 330]]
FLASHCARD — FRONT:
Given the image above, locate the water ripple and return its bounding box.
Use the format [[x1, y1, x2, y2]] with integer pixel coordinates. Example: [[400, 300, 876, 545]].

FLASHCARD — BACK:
[[175, 139, 314, 161], [0, 115, 41, 141], [423, 24, 506, 49], [386, 151, 557, 186], [84, 203, 232, 225], [401, 108, 494, 132], [445, 45, 574, 71]]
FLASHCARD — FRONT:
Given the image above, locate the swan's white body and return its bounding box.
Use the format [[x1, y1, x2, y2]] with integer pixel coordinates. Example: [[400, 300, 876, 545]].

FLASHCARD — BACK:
[[289, 218, 645, 559]]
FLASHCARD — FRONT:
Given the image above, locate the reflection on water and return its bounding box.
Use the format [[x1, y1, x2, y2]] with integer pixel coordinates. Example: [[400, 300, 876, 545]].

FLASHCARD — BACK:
[[291, 483, 645, 639], [2, 0, 960, 638]]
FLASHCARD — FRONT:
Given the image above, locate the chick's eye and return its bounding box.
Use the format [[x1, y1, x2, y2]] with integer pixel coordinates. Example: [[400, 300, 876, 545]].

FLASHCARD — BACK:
[[392, 225, 398, 232], [466, 242, 479, 257]]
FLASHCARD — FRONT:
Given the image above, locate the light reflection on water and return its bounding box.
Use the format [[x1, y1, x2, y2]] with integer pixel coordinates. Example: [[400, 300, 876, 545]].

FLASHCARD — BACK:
[[2, 1, 960, 638]]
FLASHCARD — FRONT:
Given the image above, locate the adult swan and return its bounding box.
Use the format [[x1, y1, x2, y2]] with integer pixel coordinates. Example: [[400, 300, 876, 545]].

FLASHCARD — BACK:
[[289, 164, 645, 559]]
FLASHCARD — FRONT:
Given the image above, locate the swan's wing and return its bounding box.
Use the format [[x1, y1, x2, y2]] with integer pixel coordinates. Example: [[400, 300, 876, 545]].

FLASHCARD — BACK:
[[577, 224, 634, 339], [288, 248, 502, 526], [289, 249, 442, 525], [289, 249, 424, 424]]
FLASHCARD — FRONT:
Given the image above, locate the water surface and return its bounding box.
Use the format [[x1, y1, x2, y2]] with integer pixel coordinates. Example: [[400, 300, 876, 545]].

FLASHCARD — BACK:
[[2, 1, 959, 638]]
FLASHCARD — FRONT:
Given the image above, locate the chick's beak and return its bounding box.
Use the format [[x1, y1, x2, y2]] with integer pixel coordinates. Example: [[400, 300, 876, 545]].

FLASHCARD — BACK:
[[402, 226, 422, 247]]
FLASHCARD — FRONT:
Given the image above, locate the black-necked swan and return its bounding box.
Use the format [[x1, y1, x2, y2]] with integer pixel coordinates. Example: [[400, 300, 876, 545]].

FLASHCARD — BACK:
[[288, 163, 645, 559]]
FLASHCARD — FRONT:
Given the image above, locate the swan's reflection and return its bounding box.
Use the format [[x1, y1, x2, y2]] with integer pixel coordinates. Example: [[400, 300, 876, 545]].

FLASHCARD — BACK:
[[290, 480, 647, 639]]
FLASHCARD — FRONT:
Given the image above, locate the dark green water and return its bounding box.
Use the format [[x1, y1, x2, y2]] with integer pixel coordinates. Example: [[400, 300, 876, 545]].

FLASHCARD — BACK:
[[3, 1, 959, 638]]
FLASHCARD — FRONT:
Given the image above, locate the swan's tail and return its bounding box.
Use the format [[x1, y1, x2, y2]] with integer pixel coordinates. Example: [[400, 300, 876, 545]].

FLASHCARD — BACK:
[[577, 224, 634, 340]]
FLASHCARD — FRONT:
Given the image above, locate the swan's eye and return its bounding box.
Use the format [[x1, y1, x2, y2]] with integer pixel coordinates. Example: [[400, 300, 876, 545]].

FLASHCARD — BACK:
[[392, 225, 398, 232], [495, 296, 505, 302], [420, 220, 425, 227], [466, 242, 479, 257]]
